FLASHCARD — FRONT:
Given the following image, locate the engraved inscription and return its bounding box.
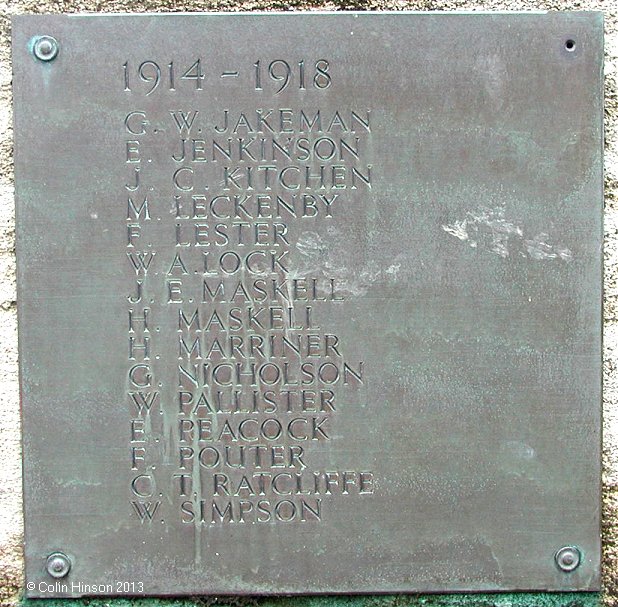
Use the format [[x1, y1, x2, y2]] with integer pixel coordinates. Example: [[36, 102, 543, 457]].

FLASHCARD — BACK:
[[123, 59, 333, 95], [123, 62, 375, 527]]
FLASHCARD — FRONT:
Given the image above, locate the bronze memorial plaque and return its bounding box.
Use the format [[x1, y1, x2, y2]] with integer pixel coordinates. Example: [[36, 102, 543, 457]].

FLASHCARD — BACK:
[[13, 12, 603, 597]]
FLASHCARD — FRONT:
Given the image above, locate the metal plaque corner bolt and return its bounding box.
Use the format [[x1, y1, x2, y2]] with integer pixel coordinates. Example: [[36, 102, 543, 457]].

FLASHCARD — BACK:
[[555, 546, 581, 573], [32, 36, 58, 62], [46, 552, 71, 579]]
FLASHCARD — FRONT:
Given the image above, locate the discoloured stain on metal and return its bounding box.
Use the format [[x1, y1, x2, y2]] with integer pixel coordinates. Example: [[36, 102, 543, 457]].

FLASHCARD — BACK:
[[442, 207, 573, 261]]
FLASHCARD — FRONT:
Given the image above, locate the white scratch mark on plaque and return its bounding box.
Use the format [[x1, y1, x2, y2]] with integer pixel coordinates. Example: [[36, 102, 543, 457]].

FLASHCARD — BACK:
[[442, 219, 471, 243], [295, 231, 328, 266], [502, 440, 535, 460], [442, 206, 573, 261], [58, 478, 102, 487], [475, 54, 507, 108], [485, 542, 503, 581], [295, 231, 405, 296], [523, 233, 573, 261], [385, 263, 401, 277]]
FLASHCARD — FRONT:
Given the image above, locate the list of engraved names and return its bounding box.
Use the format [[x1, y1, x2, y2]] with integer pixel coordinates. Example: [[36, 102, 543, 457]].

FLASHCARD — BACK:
[[122, 57, 374, 527]]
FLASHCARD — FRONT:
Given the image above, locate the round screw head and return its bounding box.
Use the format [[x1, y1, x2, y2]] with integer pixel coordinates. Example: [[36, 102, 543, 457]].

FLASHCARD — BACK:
[[555, 546, 581, 572], [46, 552, 71, 578], [33, 36, 59, 62]]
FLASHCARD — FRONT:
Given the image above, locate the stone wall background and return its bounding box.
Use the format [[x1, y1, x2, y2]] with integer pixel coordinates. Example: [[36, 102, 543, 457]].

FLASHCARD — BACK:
[[0, 1, 615, 605]]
